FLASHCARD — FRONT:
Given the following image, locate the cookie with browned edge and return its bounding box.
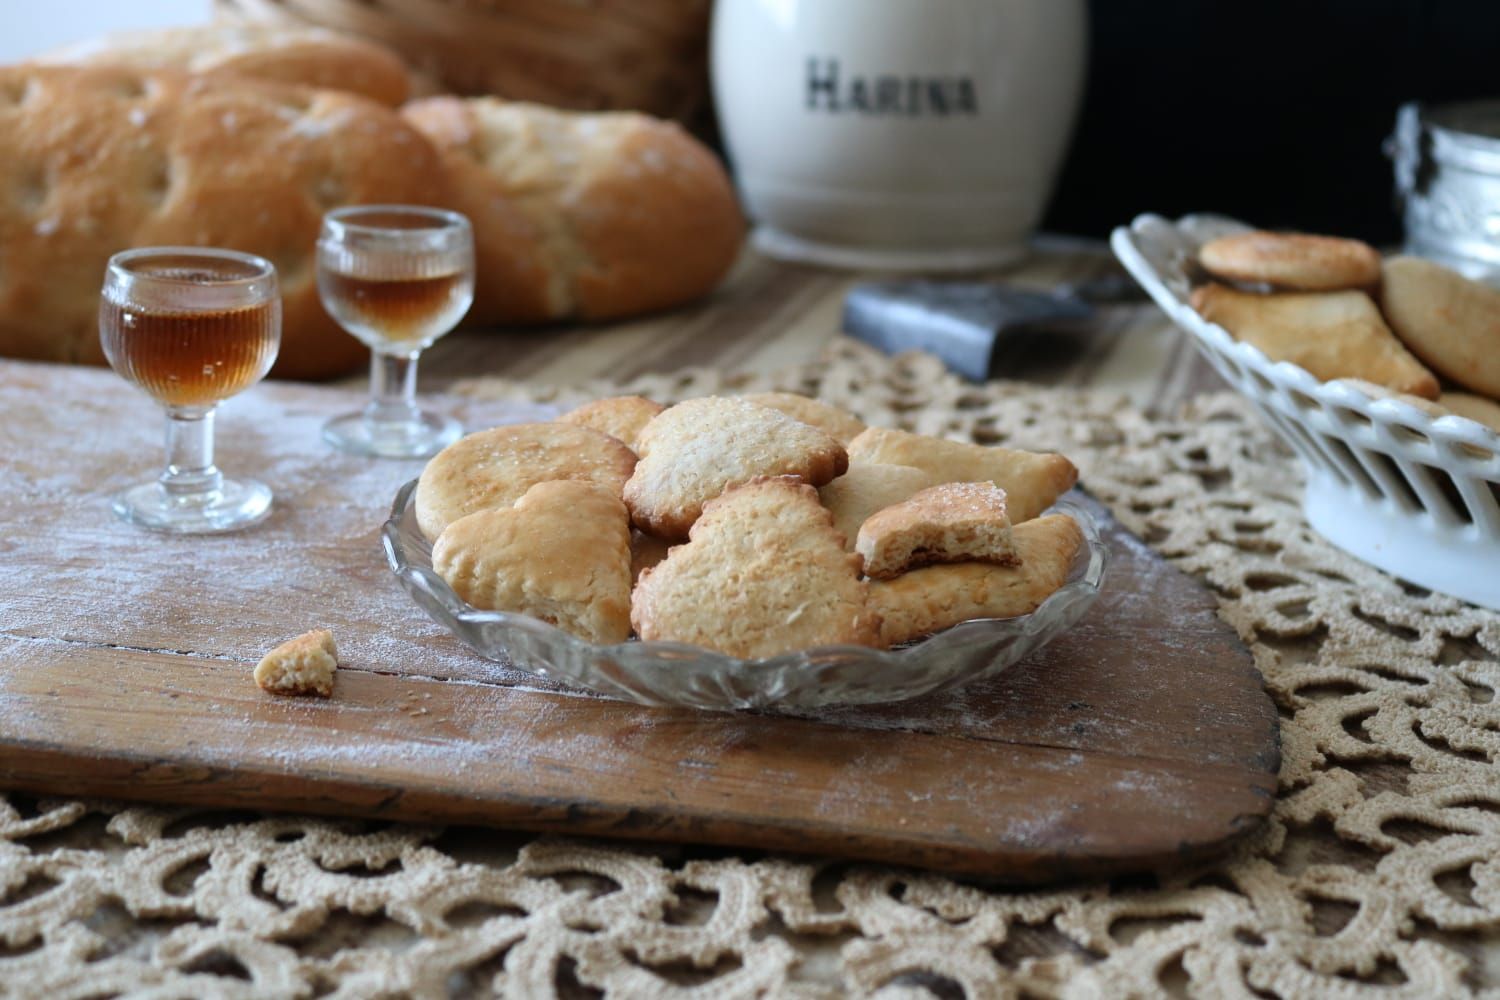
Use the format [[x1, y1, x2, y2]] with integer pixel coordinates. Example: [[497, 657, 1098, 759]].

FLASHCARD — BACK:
[[1198, 231, 1381, 291], [867, 513, 1082, 646], [625, 396, 847, 540], [857, 482, 1016, 579], [845, 427, 1076, 524], [559, 395, 666, 453], [631, 477, 879, 657], [415, 422, 636, 541], [432, 480, 633, 644]]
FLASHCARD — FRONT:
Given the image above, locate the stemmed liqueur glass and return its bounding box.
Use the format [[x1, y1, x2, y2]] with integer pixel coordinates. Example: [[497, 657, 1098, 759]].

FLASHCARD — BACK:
[[100, 247, 281, 533], [317, 205, 475, 458]]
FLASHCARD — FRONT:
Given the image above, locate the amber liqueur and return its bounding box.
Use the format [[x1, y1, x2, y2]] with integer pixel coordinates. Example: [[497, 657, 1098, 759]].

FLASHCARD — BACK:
[[100, 293, 278, 408], [319, 269, 468, 346]]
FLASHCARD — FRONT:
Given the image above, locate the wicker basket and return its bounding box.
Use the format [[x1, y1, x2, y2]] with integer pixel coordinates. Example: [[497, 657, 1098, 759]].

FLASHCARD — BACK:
[[1113, 213, 1500, 611], [217, 0, 712, 121]]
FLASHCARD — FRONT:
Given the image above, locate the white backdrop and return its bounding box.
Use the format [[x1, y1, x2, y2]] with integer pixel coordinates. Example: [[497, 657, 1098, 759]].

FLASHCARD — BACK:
[[0, 1, 211, 63]]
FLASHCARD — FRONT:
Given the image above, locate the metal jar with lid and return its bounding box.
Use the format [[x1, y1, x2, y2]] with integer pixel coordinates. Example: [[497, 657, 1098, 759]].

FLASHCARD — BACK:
[[1390, 100, 1500, 285]]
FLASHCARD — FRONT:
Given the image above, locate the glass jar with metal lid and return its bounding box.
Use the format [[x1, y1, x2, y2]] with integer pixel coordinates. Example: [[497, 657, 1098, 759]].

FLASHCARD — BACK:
[[1389, 100, 1500, 286]]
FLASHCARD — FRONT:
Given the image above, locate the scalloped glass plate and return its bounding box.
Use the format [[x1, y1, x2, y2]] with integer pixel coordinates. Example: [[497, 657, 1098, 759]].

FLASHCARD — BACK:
[[383, 481, 1108, 710]]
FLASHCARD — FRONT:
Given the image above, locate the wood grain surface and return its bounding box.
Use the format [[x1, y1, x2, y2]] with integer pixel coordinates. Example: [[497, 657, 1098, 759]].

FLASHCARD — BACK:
[[416, 245, 1231, 417], [0, 360, 1277, 881]]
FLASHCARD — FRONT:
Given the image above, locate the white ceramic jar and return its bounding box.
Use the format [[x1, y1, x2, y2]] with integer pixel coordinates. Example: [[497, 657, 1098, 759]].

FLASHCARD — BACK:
[[711, 0, 1087, 270]]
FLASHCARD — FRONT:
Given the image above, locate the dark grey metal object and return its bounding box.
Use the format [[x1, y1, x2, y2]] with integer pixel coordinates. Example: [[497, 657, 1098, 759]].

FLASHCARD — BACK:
[[842, 275, 1138, 381]]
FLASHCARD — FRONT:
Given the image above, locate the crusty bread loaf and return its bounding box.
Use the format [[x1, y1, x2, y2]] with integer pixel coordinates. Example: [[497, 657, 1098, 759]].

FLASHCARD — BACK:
[[0, 66, 447, 379], [401, 96, 744, 325], [37, 22, 412, 106]]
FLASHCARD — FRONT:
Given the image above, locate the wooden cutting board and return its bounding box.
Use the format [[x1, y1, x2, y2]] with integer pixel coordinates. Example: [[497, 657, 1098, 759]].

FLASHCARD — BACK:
[[0, 360, 1278, 881]]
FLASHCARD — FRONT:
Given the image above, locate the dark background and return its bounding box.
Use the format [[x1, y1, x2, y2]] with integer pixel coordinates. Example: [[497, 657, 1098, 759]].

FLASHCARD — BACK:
[[1040, 1, 1500, 243]]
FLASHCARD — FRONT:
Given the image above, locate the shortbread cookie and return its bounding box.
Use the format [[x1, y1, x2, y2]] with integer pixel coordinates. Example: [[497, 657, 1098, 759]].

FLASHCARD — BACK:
[[559, 395, 666, 452], [856, 482, 1017, 580], [740, 392, 866, 445], [1198, 231, 1381, 291], [254, 629, 338, 697], [1191, 283, 1439, 399], [845, 427, 1076, 524], [819, 461, 938, 551], [1438, 393, 1500, 433], [868, 514, 1083, 646], [626, 396, 848, 540], [415, 422, 636, 541], [631, 477, 879, 656], [432, 480, 633, 644], [1379, 256, 1500, 398]]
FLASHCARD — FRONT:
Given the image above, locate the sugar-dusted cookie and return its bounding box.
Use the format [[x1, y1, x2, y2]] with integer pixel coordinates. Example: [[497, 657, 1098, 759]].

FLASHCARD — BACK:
[[818, 460, 938, 551], [415, 422, 636, 541], [857, 482, 1016, 580], [432, 480, 633, 644], [625, 396, 848, 540], [1198, 231, 1381, 291], [1379, 256, 1500, 399], [1191, 283, 1439, 399], [558, 395, 666, 453], [845, 427, 1076, 524], [740, 392, 866, 445], [868, 514, 1083, 646], [254, 629, 338, 697], [631, 477, 879, 657]]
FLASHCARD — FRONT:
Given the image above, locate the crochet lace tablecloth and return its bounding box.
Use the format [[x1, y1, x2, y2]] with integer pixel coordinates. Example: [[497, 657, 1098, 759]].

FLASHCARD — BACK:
[[5, 339, 1499, 999]]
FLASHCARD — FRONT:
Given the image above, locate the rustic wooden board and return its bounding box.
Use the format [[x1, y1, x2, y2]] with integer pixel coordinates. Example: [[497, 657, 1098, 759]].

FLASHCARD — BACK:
[[0, 360, 1278, 881]]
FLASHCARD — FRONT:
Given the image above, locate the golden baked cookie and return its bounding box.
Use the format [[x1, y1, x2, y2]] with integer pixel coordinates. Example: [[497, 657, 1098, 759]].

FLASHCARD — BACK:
[[1437, 393, 1500, 433], [845, 427, 1076, 524], [868, 514, 1083, 647], [432, 480, 633, 644], [1198, 231, 1381, 291], [1191, 283, 1439, 399], [818, 461, 938, 551], [625, 396, 848, 540], [415, 422, 636, 541], [559, 395, 666, 452], [1344, 381, 1500, 436], [1378, 256, 1500, 398], [254, 629, 338, 697], [856, 482, 1017, 580], [739, 392, 866, 445], [631, 477, 879, 657]]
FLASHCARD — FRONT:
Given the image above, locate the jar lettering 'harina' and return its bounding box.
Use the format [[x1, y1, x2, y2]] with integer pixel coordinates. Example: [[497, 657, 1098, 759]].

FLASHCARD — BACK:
[[1390, 100, 1500, 286]]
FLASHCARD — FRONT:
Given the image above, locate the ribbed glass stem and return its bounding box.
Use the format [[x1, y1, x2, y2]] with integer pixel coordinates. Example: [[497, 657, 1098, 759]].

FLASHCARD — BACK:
[[159, 407, 222, 501]]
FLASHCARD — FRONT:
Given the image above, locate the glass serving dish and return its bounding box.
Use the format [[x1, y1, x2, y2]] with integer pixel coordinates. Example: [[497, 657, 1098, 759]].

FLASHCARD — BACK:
[[383, 481, 1108, 710]]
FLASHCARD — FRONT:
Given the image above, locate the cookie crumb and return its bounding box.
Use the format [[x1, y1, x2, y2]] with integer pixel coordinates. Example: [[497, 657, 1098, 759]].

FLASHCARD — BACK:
[[254, 629, 338, 697]]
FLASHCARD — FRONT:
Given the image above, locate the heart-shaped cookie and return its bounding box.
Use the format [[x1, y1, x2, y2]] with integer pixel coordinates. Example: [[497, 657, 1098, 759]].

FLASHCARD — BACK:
[[631, 477, 879, 657], [432, 479, 633, 644], [625, 396, 848, 540]]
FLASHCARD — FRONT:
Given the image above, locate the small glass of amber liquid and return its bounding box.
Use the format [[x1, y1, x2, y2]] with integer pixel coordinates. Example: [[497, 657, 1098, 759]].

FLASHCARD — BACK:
[[100, 247, 281, 533], [317, 205, 475, 458]]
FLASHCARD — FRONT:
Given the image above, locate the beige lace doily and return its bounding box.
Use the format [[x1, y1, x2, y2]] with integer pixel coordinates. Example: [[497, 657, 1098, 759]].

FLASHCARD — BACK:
[[4, 339, 1499, 999]]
